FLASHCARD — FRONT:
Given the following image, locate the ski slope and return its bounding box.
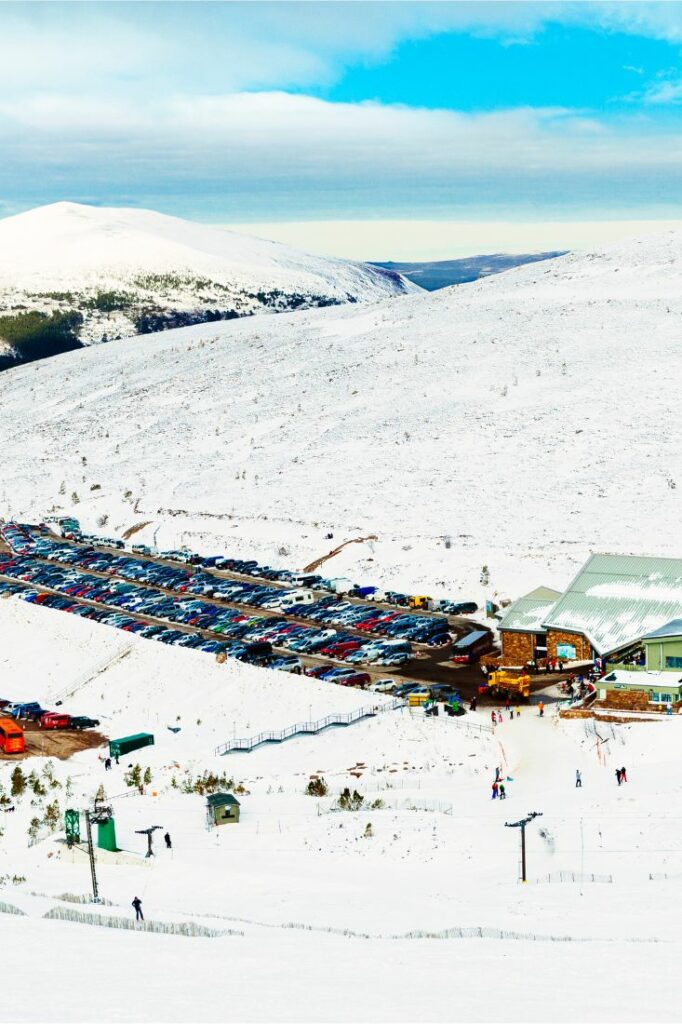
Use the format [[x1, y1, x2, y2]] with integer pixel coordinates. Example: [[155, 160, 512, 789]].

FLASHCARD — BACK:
[[0, 594, 681, 1021], [0, 229, 681, 603]]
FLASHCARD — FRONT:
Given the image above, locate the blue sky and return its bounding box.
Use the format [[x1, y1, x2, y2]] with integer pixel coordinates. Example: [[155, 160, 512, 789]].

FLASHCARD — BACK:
[[3, 1, 682, 256]]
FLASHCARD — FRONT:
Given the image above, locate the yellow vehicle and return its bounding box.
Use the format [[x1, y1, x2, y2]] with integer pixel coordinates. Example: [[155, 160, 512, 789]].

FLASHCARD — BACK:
[[487, 670, 531, 700], [408, 691, 431, 707], [409, 595, 430, 610]]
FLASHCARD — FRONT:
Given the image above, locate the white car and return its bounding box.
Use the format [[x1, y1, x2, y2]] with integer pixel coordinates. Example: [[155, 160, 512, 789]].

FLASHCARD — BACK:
[[369, 678, 396, 693]]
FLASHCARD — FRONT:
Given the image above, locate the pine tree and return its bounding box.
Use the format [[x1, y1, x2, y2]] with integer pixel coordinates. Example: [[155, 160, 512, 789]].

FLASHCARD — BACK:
[[11, 766, 26, 797]]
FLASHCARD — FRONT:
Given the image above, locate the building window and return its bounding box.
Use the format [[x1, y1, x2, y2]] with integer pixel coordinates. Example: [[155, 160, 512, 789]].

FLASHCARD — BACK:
[[665, 656, 682, 669]]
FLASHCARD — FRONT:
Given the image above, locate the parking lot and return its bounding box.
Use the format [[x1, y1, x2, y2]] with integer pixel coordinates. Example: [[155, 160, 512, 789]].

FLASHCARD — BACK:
[[0, 719, 106, 761], [0, 520, 493, 703]]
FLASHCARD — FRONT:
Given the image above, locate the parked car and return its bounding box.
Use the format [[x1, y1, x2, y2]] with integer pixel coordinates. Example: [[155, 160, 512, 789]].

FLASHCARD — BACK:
[[369, 678, 396, 693], [40, 712, 71, 729], [68, 716, 101, 730]]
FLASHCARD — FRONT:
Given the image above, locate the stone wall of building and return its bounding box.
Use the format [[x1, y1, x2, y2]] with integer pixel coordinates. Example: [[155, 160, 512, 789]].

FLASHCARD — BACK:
[[500, 631, 536, 666], [547, 629, 593, 661]]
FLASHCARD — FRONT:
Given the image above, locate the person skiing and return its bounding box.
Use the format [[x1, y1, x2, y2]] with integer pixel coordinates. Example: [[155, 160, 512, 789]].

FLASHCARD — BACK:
[[491, 781, 499, 800], [515, 706, 521, 718], [576, 769, 582, 788], [621, 766, 627, 783], [494, 766, 501, 782], [615, 768, 622, 785], [164, 831, 172, 850], [491, 710, 497, 725], [132, 896, 144, 922], [509, 709, 514, 720], [499, 783, 506, 800]]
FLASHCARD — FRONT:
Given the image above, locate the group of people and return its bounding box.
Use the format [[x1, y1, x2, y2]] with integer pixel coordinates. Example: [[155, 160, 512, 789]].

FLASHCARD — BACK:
[[615, 766, 628, 785], [490, 707, 521, 726], [491, 766, 507, 799]]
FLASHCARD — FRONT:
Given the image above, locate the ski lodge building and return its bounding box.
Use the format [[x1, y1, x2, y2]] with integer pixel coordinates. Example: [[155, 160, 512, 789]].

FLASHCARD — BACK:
[[499, 553, 682, 668]]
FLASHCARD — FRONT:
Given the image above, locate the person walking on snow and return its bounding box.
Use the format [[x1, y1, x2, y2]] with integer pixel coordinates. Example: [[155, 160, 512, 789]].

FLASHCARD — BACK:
[[615, 768, 622, 785], [505, 696, 511, 711], [164, 832, 172, 850], [491, 781, 499, 800], [132, 896, 144, 922], [576, 769, 582, 788], [538, 702, 545, 717], [491, 710, 497, 725], [516, 706, 521, 718], [499, 783, 506, 800], [621, 767, 627, 783]]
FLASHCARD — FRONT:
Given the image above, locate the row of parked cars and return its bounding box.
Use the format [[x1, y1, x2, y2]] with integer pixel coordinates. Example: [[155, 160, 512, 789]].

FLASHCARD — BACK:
[[0, 697, 99, 730], [7, 525, 451, 652], [0, 550, 409, 675], [1, 525, 424, 667], [45, 518, 478, 618]]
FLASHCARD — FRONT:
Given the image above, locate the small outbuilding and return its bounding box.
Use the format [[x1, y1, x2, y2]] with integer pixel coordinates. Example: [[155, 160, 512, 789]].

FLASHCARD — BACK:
[[207, 792, 241, 826], [599, 670, 682, 706]]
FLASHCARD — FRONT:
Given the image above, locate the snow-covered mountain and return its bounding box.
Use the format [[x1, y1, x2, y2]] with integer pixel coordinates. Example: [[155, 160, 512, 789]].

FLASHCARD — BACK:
[[1, 230, 681, 600], [0, 202, 418, 345]]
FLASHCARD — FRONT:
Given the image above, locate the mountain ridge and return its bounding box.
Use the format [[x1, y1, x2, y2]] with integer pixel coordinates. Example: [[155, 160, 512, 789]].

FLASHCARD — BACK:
[[0, 202, 418, 348]]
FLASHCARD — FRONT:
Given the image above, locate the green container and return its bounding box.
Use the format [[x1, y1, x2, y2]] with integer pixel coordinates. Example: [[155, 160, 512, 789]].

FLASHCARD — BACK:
[[97, 817, 118, 852], [109, 733, 154, 759]]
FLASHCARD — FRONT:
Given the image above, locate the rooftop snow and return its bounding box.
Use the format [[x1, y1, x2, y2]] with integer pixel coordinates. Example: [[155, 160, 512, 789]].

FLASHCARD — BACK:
[[498, 586, 562, 633], [543, 554, 682, 655]]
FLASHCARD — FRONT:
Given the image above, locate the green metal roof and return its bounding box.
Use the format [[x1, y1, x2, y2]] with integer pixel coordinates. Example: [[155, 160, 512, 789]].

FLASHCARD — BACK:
[[543, 553, 682, 656], [207, 792, 240, 806], [642, 618, 682, 641], [499, 586, 562, 633]]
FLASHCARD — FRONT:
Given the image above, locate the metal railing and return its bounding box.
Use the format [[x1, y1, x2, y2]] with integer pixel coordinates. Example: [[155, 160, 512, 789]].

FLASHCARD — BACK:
[[215, 698, 404, 755]]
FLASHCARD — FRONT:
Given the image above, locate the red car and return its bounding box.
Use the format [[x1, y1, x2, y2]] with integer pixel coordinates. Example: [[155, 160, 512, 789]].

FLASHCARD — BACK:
[[338, 672, 371, 689], [319, 641, 360, 658], [40, 712, 71, 730]]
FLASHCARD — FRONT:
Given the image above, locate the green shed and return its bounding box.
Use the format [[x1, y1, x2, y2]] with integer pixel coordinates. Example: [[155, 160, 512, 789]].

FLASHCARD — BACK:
[[109, 733, 154, 759], [207, 792, 241, 826], [643, 620, 682, 672]]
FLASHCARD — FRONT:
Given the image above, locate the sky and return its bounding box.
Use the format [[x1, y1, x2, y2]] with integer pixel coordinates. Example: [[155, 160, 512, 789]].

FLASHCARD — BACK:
[[3, 1, 682, 258]]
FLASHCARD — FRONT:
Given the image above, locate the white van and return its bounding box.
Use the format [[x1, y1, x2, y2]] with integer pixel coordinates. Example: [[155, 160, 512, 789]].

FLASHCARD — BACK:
[[276, 589, 316, 610]]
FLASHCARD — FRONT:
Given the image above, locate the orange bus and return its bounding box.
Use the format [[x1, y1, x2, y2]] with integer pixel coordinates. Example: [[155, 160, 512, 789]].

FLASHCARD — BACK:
[[0, 718, 25, 754]]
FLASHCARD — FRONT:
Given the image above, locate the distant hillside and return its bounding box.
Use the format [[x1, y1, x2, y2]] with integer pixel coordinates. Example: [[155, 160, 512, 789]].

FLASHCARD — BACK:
[[2, 233, 682, 601], [372, 251, 566, 290], [0, 202, 419, 367]]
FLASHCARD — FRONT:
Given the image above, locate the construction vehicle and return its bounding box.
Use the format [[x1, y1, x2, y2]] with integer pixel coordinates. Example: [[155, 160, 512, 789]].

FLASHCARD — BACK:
[[408, 595, 430, 610], [480, 670, 531, 701]]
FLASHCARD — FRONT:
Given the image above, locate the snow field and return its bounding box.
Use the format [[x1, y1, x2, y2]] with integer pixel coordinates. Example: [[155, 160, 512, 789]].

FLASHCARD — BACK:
[[0, 590, 681, 1019], [1, 228, 681, 606]]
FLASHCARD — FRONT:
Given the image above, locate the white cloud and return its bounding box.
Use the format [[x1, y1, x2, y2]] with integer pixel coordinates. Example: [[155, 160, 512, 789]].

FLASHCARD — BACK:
[[2, 90, 681, 177]]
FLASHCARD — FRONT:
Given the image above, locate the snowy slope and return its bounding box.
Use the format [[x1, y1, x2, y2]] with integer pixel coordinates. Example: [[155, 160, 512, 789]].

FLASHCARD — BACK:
[[1, 591, 682, 1022], [0, 202, 417, 343], [1, 229, 682, 603]]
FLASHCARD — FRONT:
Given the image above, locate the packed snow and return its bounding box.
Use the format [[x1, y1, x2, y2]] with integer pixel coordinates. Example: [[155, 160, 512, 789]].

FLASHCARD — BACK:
[[1, 229, 681, 606]]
